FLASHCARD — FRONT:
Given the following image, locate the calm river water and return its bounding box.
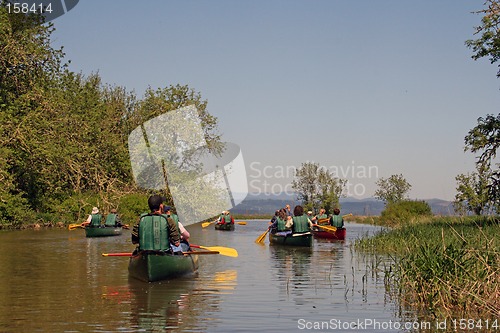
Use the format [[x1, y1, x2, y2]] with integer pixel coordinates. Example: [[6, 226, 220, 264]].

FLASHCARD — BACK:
[[0, 221, 415, 333]]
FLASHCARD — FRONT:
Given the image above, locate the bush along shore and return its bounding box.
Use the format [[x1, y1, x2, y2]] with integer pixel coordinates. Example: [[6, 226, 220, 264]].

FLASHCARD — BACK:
[[355, 215, 500, 321]]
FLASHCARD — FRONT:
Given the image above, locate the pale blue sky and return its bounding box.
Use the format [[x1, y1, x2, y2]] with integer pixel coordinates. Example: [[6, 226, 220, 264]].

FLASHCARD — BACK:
[[52, 0, 500, 200]]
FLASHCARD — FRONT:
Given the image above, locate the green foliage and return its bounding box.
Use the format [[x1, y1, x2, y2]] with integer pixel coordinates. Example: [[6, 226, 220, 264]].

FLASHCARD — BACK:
[[291, 162, 346, 214], [380, 200, 432, 226], [116, 193, 149, 224], [454, 164, 492, 215], [465, 0, 500, 78], [0, 3, 223, 227], [355, 216, 500, 318], [374, 174, 411, 204]]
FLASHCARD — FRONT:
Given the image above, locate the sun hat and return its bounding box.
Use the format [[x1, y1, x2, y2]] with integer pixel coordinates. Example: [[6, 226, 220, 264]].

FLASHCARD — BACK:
[[91, 207, 99, 214]]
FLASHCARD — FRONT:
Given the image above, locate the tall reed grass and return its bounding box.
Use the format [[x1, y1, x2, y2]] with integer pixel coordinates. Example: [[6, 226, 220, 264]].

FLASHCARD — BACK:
[[355, 216, 500, 319]]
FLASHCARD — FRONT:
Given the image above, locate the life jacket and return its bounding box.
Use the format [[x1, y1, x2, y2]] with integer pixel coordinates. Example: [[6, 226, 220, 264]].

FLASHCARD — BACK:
[[331, 215, 343, 228], [90, 214, 102, 227], [167, 214, 180, 235], [138, 214, 170, 251], [105, 213, 117, 227], [276, 217, 287, 232], [316, 214, 328, 223], [221, 214, 234, 224], [292, 215, 309, 233]]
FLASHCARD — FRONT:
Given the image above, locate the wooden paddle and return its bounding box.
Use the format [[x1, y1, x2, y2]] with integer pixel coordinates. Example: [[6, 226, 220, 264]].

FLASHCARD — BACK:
[[102, 250, 220, 257], [201, 221, 215, 228], [255, 228, 269, 243], [190, 244, 238, 257], [316, 225, 337, 233], [68, 223, 84, 230], [202, 221, 245, 228]]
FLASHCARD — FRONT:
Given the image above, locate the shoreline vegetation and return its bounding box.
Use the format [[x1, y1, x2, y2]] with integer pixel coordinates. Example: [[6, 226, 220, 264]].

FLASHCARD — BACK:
[[354, 215, 500, 321]]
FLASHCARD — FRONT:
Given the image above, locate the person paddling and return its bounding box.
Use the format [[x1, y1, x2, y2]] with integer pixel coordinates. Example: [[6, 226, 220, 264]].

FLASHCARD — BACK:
[[82, 207, 102, 227]]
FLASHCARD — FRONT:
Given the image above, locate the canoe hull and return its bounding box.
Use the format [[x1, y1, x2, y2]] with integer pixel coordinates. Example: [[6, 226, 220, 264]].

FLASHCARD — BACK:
[[269, 232, 313, 247], [85, 226, 123, 237], [215, 223, 235, 231], [313, 227, 346, 240], [128, 251, 199, 282]]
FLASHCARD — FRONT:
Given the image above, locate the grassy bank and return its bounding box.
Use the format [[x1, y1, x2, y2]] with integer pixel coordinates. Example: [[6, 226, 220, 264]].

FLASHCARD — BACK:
[[355, 216, 500, 320]]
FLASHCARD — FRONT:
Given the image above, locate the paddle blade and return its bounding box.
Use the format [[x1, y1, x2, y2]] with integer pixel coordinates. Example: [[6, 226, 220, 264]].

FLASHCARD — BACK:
[[255, 229, 269, 243], [201, 221, 214, 228], [102, 253, 132, 257], [68, 224, 83, 230], [190, 244, 238, 257], [317, 225, 337, 233], [237, 221, 247, 225]]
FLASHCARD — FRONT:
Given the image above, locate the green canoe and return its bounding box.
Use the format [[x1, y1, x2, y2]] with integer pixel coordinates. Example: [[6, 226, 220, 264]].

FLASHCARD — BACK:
[[214, 223, 235, 231], [85, 226, 123, 238], [128, 250, 199, 282], [269, 231, 313, 247]]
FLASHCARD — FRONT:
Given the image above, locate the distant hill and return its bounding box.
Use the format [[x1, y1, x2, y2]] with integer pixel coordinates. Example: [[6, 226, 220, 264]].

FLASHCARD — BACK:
[[231, 194, 455, 216]]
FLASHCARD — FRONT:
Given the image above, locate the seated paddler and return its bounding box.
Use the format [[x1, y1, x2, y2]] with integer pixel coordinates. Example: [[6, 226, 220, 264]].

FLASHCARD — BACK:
[[216, 210, 234, 225], [82, 207, 102, 228], [329, 208, 344, 229], [270, 208, 291, 236], [285, 205, 315, 234], [131, 195, 182, 254]]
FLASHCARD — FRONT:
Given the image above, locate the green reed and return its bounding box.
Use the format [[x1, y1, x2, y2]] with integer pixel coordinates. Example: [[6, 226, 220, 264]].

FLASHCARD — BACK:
[[355, 216, 500, 320]]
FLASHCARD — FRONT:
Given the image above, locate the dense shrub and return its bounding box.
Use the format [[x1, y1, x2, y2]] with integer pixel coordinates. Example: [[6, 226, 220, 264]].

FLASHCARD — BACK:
[[380, 200, 432, 226]]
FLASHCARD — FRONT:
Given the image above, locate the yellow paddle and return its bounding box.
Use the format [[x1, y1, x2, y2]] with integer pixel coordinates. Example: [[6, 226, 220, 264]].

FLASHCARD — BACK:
[[201, 221, 215, 228], [68, 223, 84, 230], [255, 228, 269, 243], [316, 224, 337, 233], [190, 244, 238, 257], [202, 221, 246, 228]]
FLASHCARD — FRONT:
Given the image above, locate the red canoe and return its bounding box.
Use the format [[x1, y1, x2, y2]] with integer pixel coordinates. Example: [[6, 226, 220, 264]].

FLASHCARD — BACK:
[[312, 227, 346, 240]]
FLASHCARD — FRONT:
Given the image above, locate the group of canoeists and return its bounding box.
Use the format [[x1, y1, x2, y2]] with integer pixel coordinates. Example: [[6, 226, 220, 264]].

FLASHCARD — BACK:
[[268, 204, 345, 236]]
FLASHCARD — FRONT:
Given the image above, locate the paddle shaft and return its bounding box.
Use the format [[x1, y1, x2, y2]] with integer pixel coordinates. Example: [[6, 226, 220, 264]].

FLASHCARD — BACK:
[[102, 250, 218, 257]]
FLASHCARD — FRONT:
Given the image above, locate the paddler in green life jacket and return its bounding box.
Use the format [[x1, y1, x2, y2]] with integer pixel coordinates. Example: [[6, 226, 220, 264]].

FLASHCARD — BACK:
[[104, 208, 123, 227], [312, 208, 328, 224], [81, 207, 102, 227], [131, 195, 182, 253], [285, 205, 316, 234], [216, 211, 234, 225], [270, 208, 292, 236], [329, 208, 344, 228]]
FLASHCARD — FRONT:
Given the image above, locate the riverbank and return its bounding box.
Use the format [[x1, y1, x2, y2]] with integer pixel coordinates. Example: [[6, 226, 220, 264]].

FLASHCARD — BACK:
[[355, 215, 500, 320]]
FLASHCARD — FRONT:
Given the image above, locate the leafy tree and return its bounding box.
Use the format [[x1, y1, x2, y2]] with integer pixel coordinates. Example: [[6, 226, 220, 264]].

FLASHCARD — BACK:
[[374, 174, 411, 204], [292, 162, 346, 213], [464, 114, 500, 210], [465, 0, 500, 78], [454, 165, 492, 215]]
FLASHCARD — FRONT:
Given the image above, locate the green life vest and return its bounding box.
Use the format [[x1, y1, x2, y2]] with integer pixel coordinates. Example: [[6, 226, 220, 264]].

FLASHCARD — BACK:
[[221, 214, 233, 224], [168, 213, 179, 224], [276, 217, 287, 232], [105, 213, 117, 227], [331, 215, 343, 228], [138, 214, 170, 251], [292, 215, 309, 233], [316, 214, 328, 221], [90, 214, 102, 227]]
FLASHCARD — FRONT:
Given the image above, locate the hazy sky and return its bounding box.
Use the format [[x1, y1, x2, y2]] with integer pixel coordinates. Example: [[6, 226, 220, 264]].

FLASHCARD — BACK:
[[51, 0, 500, 200]]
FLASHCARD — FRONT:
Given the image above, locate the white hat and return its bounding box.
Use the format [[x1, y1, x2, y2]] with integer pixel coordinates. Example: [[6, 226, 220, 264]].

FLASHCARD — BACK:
[[91, 207, 99, 214]]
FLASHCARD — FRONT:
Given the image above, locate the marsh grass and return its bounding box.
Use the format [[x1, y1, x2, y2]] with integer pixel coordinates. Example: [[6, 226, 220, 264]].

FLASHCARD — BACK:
[[355, 216, 500, 320]]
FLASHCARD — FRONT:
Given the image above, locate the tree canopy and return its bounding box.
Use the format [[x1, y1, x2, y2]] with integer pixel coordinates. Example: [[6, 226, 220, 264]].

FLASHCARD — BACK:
[[374, 174, 411, 205], [0, 5, 222, 226]]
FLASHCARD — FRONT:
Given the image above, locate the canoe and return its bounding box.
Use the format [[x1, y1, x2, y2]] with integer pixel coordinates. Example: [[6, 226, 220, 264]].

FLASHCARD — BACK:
[[215, 223, 235, 231], [313, 227, 346, 240], [85, 226, 123, 237], [269, 232, 313, 247], [128, 250, 199, 282]]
